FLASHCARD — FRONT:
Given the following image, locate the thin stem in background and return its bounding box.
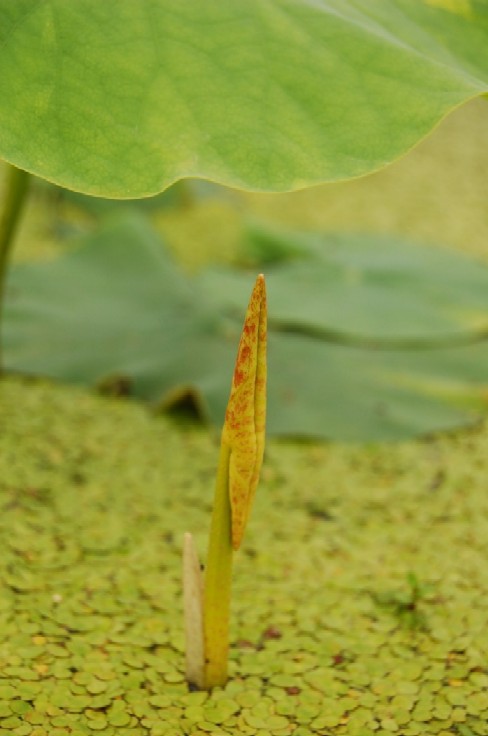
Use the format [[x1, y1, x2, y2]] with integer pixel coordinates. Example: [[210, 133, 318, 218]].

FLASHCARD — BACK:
[[0, 164, 30, 372]]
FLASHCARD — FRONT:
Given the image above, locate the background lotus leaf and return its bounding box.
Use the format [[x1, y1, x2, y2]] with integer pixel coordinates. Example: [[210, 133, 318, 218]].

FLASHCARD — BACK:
[[5, 213, 488, 441], [202, 225, 488, 346]]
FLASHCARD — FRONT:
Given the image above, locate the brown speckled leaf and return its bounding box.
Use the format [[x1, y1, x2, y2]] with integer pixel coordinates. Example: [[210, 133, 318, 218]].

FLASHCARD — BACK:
[[222, 275, 267, 551]]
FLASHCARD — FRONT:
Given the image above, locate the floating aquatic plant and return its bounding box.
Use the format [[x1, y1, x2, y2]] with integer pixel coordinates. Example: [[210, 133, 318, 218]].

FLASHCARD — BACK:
[[183, 274, 267, 690]]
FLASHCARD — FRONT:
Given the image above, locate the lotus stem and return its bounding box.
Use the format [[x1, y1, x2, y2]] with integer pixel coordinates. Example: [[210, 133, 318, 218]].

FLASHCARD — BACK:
[[202, 441, 233, 688], [0, 164, 30, 372]]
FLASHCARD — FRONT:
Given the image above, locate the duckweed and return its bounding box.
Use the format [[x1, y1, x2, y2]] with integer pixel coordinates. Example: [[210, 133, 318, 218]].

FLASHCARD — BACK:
[[1, 376, 488, 734]]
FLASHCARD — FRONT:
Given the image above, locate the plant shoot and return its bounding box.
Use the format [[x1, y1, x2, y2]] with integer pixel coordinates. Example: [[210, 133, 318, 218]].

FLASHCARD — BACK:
[[183, 274, 267, 690]]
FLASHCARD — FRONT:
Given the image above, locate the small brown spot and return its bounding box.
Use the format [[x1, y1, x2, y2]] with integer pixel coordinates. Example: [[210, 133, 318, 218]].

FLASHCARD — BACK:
[[233, 368, 245, 387], [428, 469, 445, 492], [238, 344, 251, 367], [285, 686, 301, 696], [262, 625, 282, 640]]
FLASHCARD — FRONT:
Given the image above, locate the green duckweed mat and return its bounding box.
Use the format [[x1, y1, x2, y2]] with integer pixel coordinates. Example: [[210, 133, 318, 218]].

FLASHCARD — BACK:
[[1, 375, 488, 736]]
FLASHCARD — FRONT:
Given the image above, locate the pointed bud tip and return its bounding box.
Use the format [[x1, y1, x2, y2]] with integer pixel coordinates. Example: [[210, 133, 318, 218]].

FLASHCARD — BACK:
[[224, 272, 267, 551]]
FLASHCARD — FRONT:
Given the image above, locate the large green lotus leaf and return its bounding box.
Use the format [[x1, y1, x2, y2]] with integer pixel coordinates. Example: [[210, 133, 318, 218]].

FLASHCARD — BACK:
[[4, 214, 488, 441], [199, 227, 488, 345], [0, 1, 487, 196]]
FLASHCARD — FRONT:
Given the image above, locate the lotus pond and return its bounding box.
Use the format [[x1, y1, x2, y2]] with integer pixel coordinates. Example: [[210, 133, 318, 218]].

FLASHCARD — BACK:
[[1, 96, 488, 735], [1, 374, 488, 736]]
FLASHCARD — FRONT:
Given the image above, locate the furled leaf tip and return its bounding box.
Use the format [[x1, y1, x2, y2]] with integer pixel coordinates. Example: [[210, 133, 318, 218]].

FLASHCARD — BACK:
[[222, 274, 267, 551]]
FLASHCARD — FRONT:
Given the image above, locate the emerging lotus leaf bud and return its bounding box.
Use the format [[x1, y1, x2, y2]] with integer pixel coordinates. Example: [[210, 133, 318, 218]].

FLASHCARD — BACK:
[[222, 274, 267, 550]]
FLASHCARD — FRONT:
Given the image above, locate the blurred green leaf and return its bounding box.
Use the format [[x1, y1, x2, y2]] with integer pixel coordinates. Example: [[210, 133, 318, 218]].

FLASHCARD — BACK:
[[268, 332, 488, 441], [0, 1, 487, 196], [4, 214, 488, 441], [4, 215, 237, 419], [202, 225, 488, 345]]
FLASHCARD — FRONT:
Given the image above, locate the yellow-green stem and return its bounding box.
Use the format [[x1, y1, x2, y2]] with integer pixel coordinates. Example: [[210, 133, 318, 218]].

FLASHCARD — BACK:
[[0, 164, 30, 372], [203, 441, 233, 689]]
